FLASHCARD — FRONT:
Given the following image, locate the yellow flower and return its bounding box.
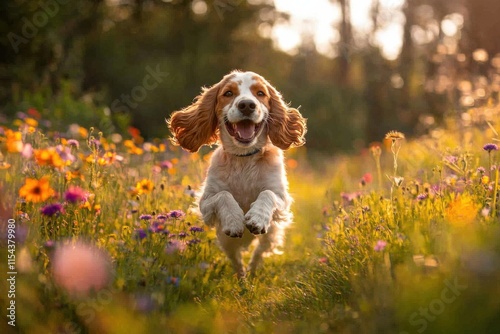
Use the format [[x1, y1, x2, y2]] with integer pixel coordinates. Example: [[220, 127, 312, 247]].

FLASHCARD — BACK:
[[135, 179, 154, 194], [24, 117, 38, 128], [444, 194, 480, 227], [19, 177, 55, 203], [481, 175, 490, 184], [34, 148, 64, 168]]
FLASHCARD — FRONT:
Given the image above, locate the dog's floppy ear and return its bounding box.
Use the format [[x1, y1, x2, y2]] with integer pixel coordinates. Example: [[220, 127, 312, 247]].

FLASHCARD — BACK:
[[167, 82, 221, 153], [266, 84, 307, 150]]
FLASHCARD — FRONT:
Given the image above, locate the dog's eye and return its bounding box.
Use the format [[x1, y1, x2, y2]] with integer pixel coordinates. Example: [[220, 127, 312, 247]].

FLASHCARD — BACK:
[[223, 91, 233, 97], [257, 91, 265, 97]]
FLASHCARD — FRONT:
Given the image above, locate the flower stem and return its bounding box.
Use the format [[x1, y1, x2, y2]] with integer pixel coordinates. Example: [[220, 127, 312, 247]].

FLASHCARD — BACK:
[[492, 167, 499, 219]]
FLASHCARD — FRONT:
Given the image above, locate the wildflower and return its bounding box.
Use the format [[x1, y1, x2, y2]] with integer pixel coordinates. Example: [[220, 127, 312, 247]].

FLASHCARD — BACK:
[[177, 232, 188, 238], [139, 214, 153, 220], [168, 210, 185, 219], [41, 203, 64, 217], [134, 228, 147, 240], [187, 238, 201, 246], [5, 129, 23, 153], [165, 240, 186, 254], [51, 242, 112, 296], [444, 155, 458, 164], [483, 143, 498, 152], [477, 167, 486, 174], [416, 193, 428, 201], [318, 257, 328, 264], [44, 240, 56, 250], [19, 177, 55, 203], [64, 186, 88, 203], [159, 160, 173, 170], [34, 148, 64, 168], [66, 139, 80, 148], [374, 240, 387, 252], [341, 192, 361, 204], [444, 194, 480, 227], [481, 207, 490, 217], [156, 214, 168, 220], [0, 161, 11, 170], [385, 131, 405, 141], [481, 176, 490, 185], [189, 226, 204, 233], [360, 173, 373, 186], [149, 221, 169, 234], [56, 145, 76, 163], [136, 179, 154, 194]]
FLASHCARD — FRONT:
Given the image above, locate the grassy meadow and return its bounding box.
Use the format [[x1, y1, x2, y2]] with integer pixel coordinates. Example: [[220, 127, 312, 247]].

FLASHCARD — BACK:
[[1, 104, 500, 334]]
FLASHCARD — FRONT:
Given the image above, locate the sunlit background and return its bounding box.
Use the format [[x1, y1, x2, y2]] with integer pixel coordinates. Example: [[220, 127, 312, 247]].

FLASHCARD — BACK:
[[2, 0, 500, 153]]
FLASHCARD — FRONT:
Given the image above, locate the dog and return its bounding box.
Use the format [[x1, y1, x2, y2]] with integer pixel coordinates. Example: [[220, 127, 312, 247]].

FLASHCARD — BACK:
[[168, 70, 306, 277]]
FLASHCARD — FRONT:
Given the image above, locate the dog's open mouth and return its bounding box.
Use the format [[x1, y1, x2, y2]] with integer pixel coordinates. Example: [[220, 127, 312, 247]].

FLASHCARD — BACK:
[[225, 119, 263, 144]]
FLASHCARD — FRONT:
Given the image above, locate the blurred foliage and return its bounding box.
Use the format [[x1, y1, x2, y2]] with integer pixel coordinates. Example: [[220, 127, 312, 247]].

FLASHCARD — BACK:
[[1, 0, 500, 153]]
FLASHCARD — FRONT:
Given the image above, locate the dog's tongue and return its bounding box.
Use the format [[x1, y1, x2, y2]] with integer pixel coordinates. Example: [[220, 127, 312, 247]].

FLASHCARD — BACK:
[[235, 120, 255, 139]]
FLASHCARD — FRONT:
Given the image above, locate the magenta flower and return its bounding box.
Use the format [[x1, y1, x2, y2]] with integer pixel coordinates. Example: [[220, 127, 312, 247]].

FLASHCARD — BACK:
[[374, 240, 387, 252], [189, 226, 204, 233], [41, 203, 64, 217], [64, 186, 88, 203]]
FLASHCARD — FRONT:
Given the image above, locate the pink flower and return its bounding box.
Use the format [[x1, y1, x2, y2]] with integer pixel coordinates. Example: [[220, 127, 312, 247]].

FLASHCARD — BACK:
[[64, 186, 88, 203], [21, 143, 33, 159], [374, 240, 387, 252], [51, 242, 112, 296]]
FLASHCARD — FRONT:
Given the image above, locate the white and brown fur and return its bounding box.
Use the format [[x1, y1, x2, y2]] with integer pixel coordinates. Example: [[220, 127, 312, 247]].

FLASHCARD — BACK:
[[168, 70, 306, 277]]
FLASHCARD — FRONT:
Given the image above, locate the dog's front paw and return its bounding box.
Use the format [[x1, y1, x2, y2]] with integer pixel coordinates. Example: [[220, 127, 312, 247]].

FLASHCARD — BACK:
[[221, 211, 245, 238], [244, 209, 271, 235]]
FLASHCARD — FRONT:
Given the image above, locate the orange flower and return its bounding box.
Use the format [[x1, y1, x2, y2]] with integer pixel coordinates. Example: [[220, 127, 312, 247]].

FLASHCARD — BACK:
[[444, 194, 480, 227], [136, 179, 154, 194], [19, 177, 55, 203], [5, 130, 23, 153], [34, 148, 64, 168]]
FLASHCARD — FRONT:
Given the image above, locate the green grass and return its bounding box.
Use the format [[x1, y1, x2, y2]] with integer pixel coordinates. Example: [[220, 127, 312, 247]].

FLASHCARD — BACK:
[[1, 106, 500, 333]]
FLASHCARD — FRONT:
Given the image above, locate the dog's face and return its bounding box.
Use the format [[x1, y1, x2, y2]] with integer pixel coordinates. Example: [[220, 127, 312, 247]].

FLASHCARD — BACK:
[[168, 70, 306, 154], [217, 72, 270, 148]]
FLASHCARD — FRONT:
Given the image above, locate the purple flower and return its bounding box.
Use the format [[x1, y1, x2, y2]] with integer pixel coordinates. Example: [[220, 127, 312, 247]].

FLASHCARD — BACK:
[[374, 240, 387, 252], [416, 193, 428, 201], [149, 221, 169, 234], [56, 145, 76, 162], [64, 186, 88, 203], [189, 226, 204, 233], [483, 143, 499, 152], [41, 203, 64, 217], [156, 214, 168, 220], [177, 232, 188, 239], [477, 167, 486, 174], [168, 210, 185, 219], [187, 238, 201, 246], [139, 214, 153, 220], [67, 139, 80, 148], [134, 228, 147, 240]]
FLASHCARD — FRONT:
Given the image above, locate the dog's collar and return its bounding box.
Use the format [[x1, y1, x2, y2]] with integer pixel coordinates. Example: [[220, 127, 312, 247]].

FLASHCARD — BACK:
[[232, 148, 262, 157]]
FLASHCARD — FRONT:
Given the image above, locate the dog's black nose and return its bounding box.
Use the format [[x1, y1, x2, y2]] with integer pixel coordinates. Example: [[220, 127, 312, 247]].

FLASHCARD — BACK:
[[237, 100, 256, 116]]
